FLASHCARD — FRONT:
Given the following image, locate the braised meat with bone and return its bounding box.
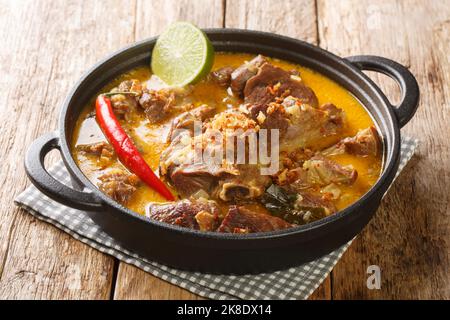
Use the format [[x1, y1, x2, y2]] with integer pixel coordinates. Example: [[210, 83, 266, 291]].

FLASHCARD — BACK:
[[146, 198, 221, 231], [147, 198, 293, 233], [217, 206, 293, 233], [322, 126, 381, 157], [78, 55, 381, 233]]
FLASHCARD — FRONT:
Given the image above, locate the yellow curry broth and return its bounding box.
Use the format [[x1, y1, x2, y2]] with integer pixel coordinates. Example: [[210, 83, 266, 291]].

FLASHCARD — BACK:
[[72, 52, 381, 215]]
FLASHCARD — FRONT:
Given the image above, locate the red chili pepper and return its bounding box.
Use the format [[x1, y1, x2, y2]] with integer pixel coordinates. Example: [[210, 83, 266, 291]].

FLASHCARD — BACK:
[[95, 94, 175, 201]]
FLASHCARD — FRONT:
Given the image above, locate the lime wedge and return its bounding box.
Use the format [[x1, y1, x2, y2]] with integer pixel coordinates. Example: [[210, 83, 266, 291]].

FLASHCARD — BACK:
[[151, 22, 214, 87]]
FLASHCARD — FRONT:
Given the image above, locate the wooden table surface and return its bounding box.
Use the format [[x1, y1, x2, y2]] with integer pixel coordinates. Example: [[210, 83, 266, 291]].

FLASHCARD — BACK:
[[0, 0, 448, 300]]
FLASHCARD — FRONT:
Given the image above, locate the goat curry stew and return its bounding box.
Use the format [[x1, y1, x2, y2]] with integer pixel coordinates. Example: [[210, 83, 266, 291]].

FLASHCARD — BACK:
[[72, 53, 382, 233]]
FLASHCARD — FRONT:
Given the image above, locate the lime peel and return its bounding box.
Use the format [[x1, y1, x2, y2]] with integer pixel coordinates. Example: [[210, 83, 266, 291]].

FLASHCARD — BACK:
[[151, 22, 214, 87]]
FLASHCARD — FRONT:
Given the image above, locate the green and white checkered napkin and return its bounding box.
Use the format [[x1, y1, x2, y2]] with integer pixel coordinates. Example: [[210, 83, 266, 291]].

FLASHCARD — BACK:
[[15, 136, 418, 300]]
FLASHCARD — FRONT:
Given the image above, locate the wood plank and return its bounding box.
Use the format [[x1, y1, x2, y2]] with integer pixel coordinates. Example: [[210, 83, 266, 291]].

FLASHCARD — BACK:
[[318, 0, 450, 299], [308, 276, 331, 300], [112, 0, 224, 300], [225, 0, 318, 44], [134, 0, 226, 38], [114, 264, 204, 300], [0, 212, 115, 299], [0, 0, 142, 299], [226, 0, 330, 300]]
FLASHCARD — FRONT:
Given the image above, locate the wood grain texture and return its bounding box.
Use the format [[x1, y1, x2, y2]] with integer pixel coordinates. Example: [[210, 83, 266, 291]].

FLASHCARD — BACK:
[[225, 0, 318, 44], [318, 0, 450, 299], [112, 0, 224, 300], [308, 276, 331, 300], [134, 0, 225, 39], [0, 0, 141, 299], [114, 263, 204, 300]]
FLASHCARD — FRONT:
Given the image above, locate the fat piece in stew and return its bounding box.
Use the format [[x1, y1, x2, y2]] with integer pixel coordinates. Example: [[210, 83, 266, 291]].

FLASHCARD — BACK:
[[72, 53, 382, 234]]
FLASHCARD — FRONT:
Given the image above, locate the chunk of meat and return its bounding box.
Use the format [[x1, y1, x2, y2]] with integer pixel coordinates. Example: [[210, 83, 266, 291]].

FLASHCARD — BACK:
[[117, 79, 143, 95], [230, 55, 267, 97], [279, 149, 314, 169], [180, 111, 265, 200], [161, 109, 271, 201], [244, 63, 318, 107], [98, 169, 139, 204], [247, 96, 344, 149], [322, 126, 381, 157], [160, 128, 239, 196], [195, 210, 218, 231], [214, 165, 271, 201], [160, 131, 194, 177], [76, 141, 115, 168], [320, 183, 342, 200], [109, 79, 143, 121], [317, 103, 345, 131], [146, 198, 220, 231], [76, 141, 113, 157], [272, 149, 315, 185], [210, 66, 234, 87], [189, 104, 217, 122], [161, 131, 239, 196], [276, 153, 357, 190], [110, 94, 138, 119], [299, 155, 357, 187], [139, 89, 175, 123], [168, 104, 216, 141], [281, 97, 345, 149], [248, 103, 289, 134], [295, 190, 337, 217], [169, 163, 238, 197], [217, 206, 292, 233]]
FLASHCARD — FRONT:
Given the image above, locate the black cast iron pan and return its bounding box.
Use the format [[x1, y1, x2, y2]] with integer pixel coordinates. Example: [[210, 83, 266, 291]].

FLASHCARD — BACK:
[[24, 29, 419, 274]]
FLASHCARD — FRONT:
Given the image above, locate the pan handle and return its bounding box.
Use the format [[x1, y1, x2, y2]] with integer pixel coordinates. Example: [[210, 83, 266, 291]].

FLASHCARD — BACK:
[[25, 131, 104, 211], [345, 55, 419, 128]]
